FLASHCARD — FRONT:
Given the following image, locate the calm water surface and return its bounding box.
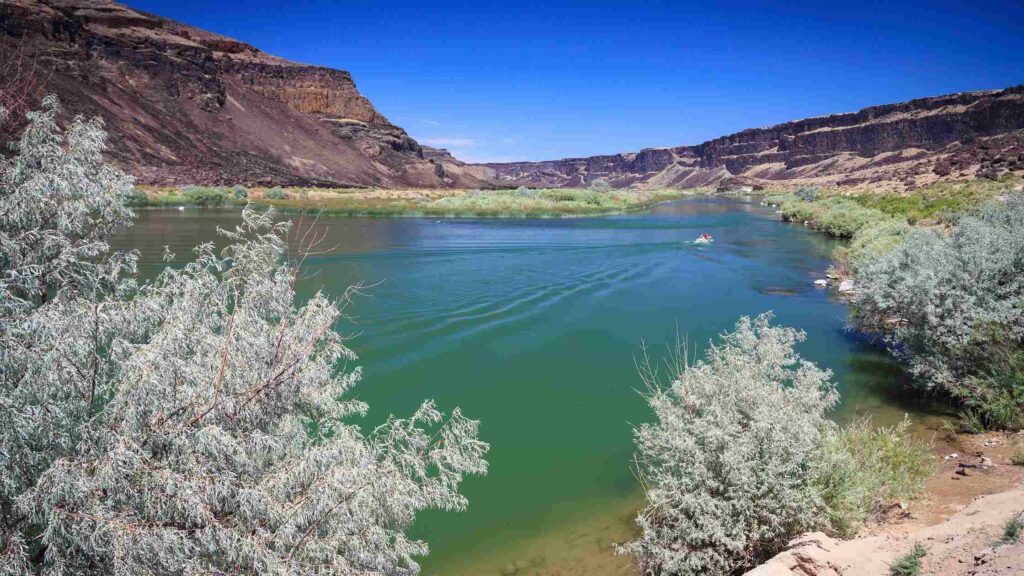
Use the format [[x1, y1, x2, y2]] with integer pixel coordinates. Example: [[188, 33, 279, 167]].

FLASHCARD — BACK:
[[113, 197, 938, 576]]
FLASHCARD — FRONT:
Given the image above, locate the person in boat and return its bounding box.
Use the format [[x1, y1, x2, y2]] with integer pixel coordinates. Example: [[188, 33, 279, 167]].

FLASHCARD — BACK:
[[700, 233, 712, 241]]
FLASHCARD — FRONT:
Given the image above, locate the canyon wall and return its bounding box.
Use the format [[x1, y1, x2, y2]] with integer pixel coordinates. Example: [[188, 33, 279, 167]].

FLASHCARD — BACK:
[[3, 0, 1021, 191], [0, 0, 493, 188], [483, 86, 1024, 191]]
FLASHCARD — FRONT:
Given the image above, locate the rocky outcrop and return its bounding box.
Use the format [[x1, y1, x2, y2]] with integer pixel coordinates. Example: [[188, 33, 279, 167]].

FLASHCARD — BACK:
[[482, 86, 1024, 191], [745, 488, 1024, 576], [0, 0, 492, 188]]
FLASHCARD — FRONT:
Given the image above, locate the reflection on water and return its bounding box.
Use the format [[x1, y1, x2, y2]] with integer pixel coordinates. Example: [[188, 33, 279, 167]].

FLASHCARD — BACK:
[[113, 197, 939, 576]]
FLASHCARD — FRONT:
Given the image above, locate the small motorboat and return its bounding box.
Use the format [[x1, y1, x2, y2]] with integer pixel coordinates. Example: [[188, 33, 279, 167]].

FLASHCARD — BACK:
[[695, 233, 714, 245]]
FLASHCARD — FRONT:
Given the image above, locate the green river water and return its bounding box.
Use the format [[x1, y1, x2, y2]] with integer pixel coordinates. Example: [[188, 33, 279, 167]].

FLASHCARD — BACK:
[[112, 196, 943, 576]]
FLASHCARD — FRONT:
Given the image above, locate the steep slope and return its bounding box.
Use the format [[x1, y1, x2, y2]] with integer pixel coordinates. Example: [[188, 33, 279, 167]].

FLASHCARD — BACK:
[[482, 86, 1024, 191], [0, 0, 493, 188]]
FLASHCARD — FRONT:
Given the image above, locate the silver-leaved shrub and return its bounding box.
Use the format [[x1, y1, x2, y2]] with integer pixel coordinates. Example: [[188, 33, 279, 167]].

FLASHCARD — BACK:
[[0, 99, 487, 574], [851, 195, 1024, 429], [620, 314, 839, 575]]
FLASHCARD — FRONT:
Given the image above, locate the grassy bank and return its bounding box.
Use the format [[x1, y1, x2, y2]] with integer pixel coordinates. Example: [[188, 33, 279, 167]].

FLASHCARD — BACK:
[[765, 176, 1021, 276], [131, 185, 694, 217]]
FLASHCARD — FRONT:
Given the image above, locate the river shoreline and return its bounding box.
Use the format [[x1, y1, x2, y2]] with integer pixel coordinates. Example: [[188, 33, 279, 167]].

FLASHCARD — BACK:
[[131, 185, 700, 218]]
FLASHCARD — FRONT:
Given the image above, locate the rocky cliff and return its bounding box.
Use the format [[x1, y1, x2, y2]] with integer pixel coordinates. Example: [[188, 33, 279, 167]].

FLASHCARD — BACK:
[[0, 0, 493, 188], [483, 86, 1024, 191]]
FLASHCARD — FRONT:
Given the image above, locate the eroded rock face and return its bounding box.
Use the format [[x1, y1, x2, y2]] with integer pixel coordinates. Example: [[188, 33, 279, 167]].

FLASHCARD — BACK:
[[0, 0, 492, 188], [483, 87, 1024, 190]]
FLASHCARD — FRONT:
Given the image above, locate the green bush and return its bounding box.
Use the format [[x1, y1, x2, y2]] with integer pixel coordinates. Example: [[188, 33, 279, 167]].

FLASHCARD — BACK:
[[233, 185, 248, 199], [181, 185, 229, 206], [951, 328, 1024, 431], [781, 196, 886, 238], [835, 218, 915, 276], [815, 417, 934, 538], [1012, 446, 1024, 466], [1001, 512, 1023, 544], [795, 186, 819, 202], [890, 543, 926, 576], [264, 186, 286, 200], [127, 188, 151, 206]]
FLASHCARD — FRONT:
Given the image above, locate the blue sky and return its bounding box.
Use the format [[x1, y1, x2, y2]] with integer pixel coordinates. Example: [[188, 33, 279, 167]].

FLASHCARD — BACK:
[[131, 0, 1023, 163]]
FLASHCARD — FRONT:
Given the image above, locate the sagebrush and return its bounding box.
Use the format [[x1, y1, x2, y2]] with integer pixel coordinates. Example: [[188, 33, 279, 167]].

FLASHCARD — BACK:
[[621, 314, 839, 575], [0, 98, 488, 575], [851, 195, 1024, 430]]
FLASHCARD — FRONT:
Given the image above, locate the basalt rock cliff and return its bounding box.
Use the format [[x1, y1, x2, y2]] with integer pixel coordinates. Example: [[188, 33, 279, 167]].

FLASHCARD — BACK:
[[482, 86, 1024, 191], [0, 0, 493, 187]]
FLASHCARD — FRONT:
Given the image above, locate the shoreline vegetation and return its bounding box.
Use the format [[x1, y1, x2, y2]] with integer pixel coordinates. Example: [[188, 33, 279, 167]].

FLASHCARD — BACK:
[[766, 175, 1024, 433], [130, 184, 699, 218]]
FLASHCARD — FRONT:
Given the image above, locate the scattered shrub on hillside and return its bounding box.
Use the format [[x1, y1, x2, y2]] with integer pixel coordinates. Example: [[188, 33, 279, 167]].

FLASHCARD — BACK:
[[889, 543, 926, 576], [233, 184, 248, 199], [1000, 512, 1023, 544], [264, 186, 286, 200], [515, 185, 532, 196], [589, 177, 611, 192], [795, 186, 819, 202], [1012, 446, 1024, 466], [814, 417, 934, 537], [620, 314, 839, 575], [852, 195, 1024, 429]]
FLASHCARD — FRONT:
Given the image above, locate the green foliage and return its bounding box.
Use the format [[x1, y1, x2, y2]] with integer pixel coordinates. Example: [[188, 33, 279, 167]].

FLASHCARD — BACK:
[[795, 186, 819, 202], [952, 329, 1024, 431], [425, 187, 683, 217], [1011, 446, 1024, 466], [622, 314, 839, 575], [1001, 512, 1023, 544], [181, 185, 230, 206], [956, 409, 986, 434], [815, 417, 934, 538], [232, 184, 248, 199], [890, 543, 926, 576], [834, 218, 915, 276], [781, 196, 886, 238], [514, 185, 531, 196], [264, 186, 286, 200], [852, 177, 1013, 224], [852, 196, 1024, 429], [762, 193, 789, 206], [126, 187, 150, 206], [589, 177, 611, 192]]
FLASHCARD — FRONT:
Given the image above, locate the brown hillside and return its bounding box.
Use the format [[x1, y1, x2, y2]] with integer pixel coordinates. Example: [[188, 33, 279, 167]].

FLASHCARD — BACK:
[[0, 0, 493, 188]]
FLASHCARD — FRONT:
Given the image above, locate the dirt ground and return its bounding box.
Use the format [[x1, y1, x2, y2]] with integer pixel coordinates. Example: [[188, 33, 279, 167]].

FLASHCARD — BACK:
[[748, 431, 1024, 576]]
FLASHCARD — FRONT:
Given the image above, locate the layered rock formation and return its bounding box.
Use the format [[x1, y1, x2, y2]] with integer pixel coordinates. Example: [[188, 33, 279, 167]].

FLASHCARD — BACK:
[[0, 0, 494, 187], [483, 86, 1024, 191]]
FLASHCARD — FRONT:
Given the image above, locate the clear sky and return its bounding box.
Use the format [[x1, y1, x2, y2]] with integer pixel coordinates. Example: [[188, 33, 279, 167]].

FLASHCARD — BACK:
[[129, 0, 1023, 163]]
